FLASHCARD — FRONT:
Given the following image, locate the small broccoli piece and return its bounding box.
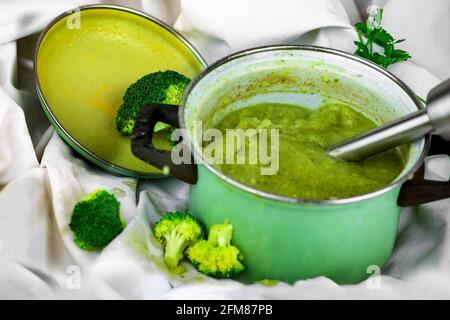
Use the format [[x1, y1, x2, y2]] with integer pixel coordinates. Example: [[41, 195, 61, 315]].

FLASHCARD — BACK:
[[187, 222, 244, 278], [69, 189, 126, 251], [115, 70, 191, 136], [153, 212, 204, 272], [166, 127, 178, 147]]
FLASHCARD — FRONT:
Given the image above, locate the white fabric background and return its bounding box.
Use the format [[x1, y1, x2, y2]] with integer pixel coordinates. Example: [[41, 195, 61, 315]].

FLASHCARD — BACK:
[[1, 0, 450, 299]]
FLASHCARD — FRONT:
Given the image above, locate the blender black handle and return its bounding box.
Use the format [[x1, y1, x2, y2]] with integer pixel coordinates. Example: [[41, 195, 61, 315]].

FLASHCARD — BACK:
[[131, 104, 197, 184], [398, 135, 450, 206]]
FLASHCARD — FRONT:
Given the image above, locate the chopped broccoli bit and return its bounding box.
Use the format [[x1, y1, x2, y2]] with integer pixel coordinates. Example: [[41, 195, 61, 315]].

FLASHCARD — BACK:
[[187, 222, 245, 278], [69, 189, 126, 251], [115, 70, 191, 136], [153, 212, 204, 272], [167, 127, 178, 147]]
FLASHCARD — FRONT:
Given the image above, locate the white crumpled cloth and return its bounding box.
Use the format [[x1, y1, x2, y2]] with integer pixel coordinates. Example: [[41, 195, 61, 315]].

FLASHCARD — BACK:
[[1, 0, 450, 299]]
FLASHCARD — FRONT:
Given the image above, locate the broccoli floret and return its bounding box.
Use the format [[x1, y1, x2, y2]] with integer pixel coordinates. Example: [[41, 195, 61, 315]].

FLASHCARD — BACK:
[[69, 189, 126, 251], [187, 222, 245, 278], [153, 212, 204, 272], [115, 70, 191, 136]]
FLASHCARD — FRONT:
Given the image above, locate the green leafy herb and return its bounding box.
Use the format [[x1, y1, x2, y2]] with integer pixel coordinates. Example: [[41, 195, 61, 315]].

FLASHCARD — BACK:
[[354, 8, 411, 68]]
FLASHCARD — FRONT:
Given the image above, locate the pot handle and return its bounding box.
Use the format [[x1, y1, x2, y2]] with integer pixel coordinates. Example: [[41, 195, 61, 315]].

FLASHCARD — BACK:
[[131, 103, 197, 184], [398, 135, 450, 206]]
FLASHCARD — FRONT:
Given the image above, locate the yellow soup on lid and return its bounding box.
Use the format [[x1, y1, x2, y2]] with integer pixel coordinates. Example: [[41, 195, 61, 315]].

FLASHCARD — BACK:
[[37, 7, 204, 175]]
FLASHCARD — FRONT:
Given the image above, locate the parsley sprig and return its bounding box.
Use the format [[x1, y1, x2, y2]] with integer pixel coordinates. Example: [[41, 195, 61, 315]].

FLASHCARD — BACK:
[[354, 8, 411, 69]]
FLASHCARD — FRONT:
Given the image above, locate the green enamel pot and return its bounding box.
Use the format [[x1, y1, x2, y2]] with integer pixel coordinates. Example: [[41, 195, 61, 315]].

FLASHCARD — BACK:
[[131, 46, 450, 284]]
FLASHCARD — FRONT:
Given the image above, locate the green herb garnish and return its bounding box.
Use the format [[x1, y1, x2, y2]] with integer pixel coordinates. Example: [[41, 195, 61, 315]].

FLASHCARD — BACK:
[[354, 8, 411, 69]]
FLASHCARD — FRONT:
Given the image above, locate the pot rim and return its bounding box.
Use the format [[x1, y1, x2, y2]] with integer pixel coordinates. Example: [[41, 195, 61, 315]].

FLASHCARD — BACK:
[[34, 3, 207, 178], [179, 45, 430, 205]]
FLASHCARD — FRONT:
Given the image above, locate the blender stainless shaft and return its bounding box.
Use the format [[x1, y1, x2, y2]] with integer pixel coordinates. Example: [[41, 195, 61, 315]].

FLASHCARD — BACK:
[[327, 78, 450, 161]]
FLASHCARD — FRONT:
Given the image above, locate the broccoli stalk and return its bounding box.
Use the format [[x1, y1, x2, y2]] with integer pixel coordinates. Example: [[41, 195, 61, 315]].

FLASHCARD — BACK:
[[187, 222, 245, 278], [153, 212, 204, 273], [164, 229, 193, 269], [69, 189, 126, 251], [115, 70, 191, 136], [208, 223, 233, 247]]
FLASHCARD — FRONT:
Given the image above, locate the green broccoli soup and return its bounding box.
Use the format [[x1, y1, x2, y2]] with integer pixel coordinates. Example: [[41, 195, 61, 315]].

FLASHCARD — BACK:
[[211, 103, 404, 200]]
